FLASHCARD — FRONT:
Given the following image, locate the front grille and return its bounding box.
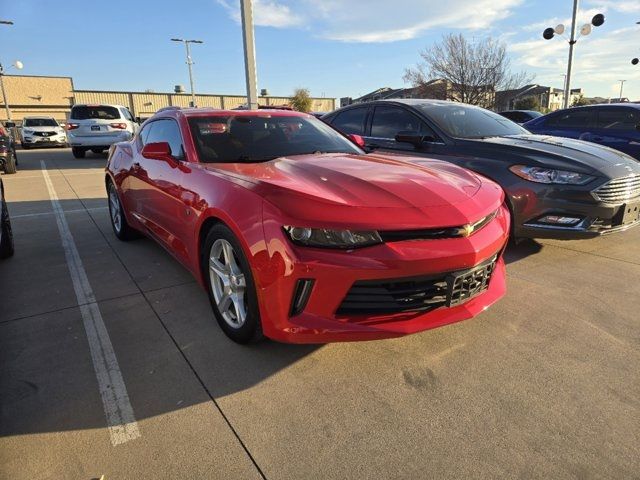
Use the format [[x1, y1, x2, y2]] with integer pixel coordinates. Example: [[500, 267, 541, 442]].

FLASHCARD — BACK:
[[379, 209, 497, 242], [336, 255, 498, 316], [33, 131, 56, 137], [593, 174, 640, 204]]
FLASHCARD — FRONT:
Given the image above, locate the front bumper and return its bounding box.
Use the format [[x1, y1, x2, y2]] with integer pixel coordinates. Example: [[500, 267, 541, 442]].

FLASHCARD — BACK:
[[255, 205, 510, 343], [22, 134, 67, 147], [510, 182, 640, 240]]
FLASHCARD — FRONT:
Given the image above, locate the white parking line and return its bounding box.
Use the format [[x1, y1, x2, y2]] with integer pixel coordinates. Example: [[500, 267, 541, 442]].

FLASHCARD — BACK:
[[12, 207, 108, 219], [41, 160, 140, 446]]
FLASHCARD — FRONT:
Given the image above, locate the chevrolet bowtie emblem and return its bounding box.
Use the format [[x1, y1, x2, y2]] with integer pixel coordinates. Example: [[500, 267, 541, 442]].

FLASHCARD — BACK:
[[458, 224, 474, 237]]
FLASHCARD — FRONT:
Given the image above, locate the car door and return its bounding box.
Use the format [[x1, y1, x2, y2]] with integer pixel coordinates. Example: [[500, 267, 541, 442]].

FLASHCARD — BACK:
[[328, 106, 370, 137], [129, 118, 191, 261], [364, 104, 443, 152], [533, 108, 597, 140], [585, 107, 640, 159]]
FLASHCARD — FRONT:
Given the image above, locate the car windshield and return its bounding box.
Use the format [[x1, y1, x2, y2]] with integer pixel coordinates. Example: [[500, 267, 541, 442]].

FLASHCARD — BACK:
[[188, 114, 362, 163], [417, 103, 528, 139], [24, 118, 58, 127], [71, 106, 120, 120]]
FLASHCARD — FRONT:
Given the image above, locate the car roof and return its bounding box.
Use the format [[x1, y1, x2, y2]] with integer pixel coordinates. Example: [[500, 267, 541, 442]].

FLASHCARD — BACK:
[[562, 103, 640, 110], [71, 104, 128, 109], [23, 116, 57, 119], [161, 107, 311, 119]]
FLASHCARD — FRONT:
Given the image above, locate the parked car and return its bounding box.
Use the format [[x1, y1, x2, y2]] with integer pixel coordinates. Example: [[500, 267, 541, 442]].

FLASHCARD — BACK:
[[0, 124, 17, 174], [67, 104, 139, 158], [524, 103, 640, 159], [323, 99, 640, 240], [0, 178, 14, 258], [106, 108, 509, 344], [20, 116, 67, 149], [498, 110, 543, 124]]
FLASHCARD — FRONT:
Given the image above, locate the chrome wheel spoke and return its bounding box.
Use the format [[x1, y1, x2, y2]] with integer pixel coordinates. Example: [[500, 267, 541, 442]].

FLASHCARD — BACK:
[[209, 257, 228, 281], [218, 291, 232, 312], [209, 238, 249, 329], [231, 292, 247, 324]]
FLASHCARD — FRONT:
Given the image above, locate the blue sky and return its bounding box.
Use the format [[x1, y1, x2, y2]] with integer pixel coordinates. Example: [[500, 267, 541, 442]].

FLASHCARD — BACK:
[[1, 0, 639, 101]]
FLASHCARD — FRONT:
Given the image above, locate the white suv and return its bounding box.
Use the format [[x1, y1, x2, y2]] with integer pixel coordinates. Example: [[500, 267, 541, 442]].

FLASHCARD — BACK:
[[66, 104, 139, 158], [21, 117, 67, 149]]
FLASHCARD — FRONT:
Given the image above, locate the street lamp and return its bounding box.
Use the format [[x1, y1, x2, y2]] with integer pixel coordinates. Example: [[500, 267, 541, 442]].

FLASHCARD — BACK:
[[0, 20, 23, 122], [542, 1, 605, 109], [170, 38, 204, 107], [632, 22, 640, 65]]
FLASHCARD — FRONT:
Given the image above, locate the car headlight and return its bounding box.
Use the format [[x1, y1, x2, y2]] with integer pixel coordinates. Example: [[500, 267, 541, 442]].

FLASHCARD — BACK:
[[22, 129, 34, 135], [509, 165, 594, 185], [284, 226, 382, 248]]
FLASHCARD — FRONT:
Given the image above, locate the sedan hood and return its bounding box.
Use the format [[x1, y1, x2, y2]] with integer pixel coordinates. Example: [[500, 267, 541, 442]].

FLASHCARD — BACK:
[[463, 134, 640, 178], [207, 153, 485, 208], [23, 126, 62, 132]]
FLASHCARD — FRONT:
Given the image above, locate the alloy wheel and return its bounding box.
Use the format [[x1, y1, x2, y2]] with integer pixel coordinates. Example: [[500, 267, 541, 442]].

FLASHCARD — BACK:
[[208, 239, 247, 328], [108, 185, 122, 233]]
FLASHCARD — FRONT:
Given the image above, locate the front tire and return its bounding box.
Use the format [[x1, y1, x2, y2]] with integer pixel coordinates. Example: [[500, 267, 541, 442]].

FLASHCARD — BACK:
[[72, 147, 86, 159], [0, 198, 15, 258], [107, 181, 139, 241], [202, 224, 263, 344]]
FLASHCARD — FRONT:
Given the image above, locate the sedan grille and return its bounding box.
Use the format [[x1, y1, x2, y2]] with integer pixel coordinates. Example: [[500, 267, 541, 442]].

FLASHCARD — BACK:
[[593, 174, 640, 204], [336, 255, 498, 316], [33, 131, 57, 137]]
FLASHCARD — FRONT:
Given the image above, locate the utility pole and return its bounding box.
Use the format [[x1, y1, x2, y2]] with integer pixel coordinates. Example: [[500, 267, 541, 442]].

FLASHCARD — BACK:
[[564, 0, 579, 109], [240, 0, 259, 110], [0, 63, 11, 121], [618, 79, 626, 101], [171, 38, 204, 107]]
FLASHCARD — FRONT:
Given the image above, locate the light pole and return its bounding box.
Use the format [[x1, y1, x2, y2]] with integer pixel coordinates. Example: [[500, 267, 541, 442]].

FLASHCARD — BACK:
[[240, 0, 259, 110], [618, 80, 626, 101], [170, 38, 203, 107], [542, 1, 605, 109], [632, 21, 640, 66], [0, 19, 23, 122]]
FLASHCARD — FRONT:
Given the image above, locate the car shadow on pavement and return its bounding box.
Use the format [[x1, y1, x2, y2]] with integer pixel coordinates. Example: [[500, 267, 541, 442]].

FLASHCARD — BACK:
[[0, 197, 320, 439], [13, 147, 109, 171], [503, 239, 544, 264]]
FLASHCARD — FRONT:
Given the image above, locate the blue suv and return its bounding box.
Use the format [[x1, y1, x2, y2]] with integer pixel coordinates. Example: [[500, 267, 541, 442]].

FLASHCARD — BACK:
[[524, 104, 640, 159]]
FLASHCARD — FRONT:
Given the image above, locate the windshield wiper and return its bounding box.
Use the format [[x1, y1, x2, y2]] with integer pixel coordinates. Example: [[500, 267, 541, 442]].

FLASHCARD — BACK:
[[235, 155, 277, 162]]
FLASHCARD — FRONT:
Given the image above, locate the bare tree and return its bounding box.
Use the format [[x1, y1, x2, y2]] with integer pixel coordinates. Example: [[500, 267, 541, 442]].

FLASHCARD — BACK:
[[404, 34, 533, 109]]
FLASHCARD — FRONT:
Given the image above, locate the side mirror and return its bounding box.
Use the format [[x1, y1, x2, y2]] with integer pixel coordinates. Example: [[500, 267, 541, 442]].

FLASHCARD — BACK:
[[141, 142, 174, 163], [347, 133, 366, 148], [4, 122, 15, 128]]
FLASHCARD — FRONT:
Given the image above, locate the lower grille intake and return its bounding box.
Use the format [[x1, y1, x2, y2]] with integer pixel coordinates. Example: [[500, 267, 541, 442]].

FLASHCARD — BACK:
[[337, 255, 498, 316]]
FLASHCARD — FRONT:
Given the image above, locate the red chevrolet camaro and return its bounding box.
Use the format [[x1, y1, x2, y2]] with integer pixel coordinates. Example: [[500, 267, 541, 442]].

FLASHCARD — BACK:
[[105, 108, 509, 344]]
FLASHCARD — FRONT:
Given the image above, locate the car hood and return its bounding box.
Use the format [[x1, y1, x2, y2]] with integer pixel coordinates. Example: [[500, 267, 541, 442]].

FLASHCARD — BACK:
[[462, 134, 640, 178], [205, 153, 487, 209]]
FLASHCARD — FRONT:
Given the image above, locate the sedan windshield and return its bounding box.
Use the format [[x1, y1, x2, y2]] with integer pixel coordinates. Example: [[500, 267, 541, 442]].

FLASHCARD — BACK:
[[23, 118, 58, 127], [188, 115, 362, 163], [417, 104, 528, 139]]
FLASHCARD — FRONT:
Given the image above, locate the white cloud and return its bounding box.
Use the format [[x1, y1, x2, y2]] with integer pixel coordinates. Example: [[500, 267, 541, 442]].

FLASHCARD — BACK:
[[217, 0, 523, 43], [216, 0, 304, 28], [510, 26, 640, 98], [587, 0, 640, 13]]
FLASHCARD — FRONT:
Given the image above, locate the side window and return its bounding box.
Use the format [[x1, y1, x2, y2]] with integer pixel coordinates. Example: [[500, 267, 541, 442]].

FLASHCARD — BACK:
[[547, 109, 595, 128], [120, 108, 134, 122], [145, 119, 185, 159], [137, 123, 152, 146], [371, 106, 426, 139], [331, 107, 367, 135], [596, 109, 640, 131]]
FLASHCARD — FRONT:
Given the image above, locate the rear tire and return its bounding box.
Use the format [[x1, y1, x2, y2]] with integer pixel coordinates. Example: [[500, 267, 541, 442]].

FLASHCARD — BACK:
[[72, 147, 86, 159], [202, 224, 263, 344], [107, 181, 139, 241], [3, 151, 17, 174], [0, 198, 15, 258]]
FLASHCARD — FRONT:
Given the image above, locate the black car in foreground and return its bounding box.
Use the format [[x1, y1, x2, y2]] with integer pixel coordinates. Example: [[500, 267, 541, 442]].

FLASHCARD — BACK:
[[0, 123, 17, 174], [0, 178, 14, 258], [323, 99, 640, 240]]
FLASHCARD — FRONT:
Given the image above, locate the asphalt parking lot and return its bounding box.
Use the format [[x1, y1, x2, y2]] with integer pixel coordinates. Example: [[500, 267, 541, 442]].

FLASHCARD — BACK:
[[1, 148, 639, 480]]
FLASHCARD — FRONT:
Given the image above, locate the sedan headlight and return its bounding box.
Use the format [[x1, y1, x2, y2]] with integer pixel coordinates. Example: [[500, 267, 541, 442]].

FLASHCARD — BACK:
[[284, 226, 382, 248], [22, 129, 34, 135], [509, 165, 594, 185]]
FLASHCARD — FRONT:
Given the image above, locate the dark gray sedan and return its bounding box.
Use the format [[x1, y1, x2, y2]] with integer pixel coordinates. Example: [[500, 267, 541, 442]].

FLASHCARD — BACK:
[[323, 99, 640, 240]]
